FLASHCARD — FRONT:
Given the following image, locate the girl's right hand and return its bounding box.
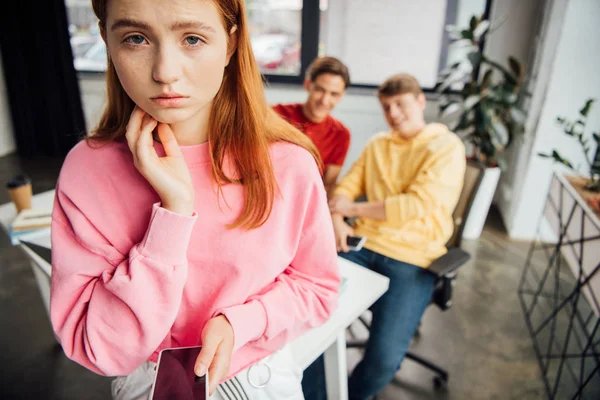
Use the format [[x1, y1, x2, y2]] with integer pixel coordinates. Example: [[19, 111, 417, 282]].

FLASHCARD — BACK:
[[194, 315, 235, 395], [332, 214, 353, 253], [125, 107, 195, 216]]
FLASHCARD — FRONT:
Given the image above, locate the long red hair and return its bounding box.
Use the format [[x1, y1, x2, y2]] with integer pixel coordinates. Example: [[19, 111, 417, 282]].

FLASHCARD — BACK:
[[90, 0, 321, 229]]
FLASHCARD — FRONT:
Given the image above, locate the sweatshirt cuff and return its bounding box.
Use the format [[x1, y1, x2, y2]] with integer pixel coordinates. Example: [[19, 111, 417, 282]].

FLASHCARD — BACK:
[[384, 196, 402, 223], [217, 300, 267, 352], [139, 203, 198, 265]]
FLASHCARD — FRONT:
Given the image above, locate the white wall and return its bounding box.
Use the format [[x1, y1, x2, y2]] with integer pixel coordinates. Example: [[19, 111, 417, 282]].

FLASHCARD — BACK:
[[483, 0, 543, 75], [0, 51, 16, 157], [323, 0, 447, 87], [502, 0, 600, 239], [481, 0, 544, 227]]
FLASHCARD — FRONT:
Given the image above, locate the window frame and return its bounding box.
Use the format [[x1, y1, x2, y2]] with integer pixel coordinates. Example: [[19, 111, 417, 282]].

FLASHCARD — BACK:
[[261, 0, 320, 85]]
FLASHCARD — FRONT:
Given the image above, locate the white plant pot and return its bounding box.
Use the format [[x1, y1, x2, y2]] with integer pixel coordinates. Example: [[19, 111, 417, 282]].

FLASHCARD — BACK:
[[462, 166, 502, 240]]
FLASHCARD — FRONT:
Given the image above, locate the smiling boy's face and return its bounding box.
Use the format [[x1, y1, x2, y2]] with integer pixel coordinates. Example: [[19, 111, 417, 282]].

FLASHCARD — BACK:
[[379, 92, 426, 139], [303, 73, 346, 123]]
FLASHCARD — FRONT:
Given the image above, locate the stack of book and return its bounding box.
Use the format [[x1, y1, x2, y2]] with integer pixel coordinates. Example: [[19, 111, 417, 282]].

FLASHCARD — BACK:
[[9, 208, 52, 245]]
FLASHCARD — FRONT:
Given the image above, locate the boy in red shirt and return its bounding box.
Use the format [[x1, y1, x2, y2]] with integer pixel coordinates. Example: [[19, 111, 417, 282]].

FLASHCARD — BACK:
[[274, 57, 351, 197]]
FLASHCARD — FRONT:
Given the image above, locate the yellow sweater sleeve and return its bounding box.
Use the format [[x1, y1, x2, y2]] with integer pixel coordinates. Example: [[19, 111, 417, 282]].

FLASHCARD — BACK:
[[384, 139, 466, 224], [333, 143, 368, 201]]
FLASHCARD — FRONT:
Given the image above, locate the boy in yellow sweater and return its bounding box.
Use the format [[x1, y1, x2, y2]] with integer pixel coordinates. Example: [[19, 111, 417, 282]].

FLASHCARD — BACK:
[[329, 73, 465, 399]]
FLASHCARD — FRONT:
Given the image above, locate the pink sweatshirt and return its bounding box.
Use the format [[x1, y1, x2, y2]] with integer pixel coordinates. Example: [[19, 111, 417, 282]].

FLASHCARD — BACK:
[[50, 138, 340, 378]]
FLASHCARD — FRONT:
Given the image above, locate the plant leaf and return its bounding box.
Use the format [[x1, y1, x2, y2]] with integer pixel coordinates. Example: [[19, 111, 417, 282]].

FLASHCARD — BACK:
[[475, 104, 492, 135], [593, 133, 600, 143], [508, 56, 522, 80], [473, 20, 490, 40], [464, 95, 481, 110], [436, 69, 468, 92], [491, 117, 509, 148], [481, 69, 493, 88], [510, 108, 526, 124], [482, 56, 517, 85], [480, 138, 496, 164], [450, 39, 478, 52], [461, 29, 473, 40], [468, 51, 482, 69], [503, 91, 518, 105], [538, 151, 574, 170], [551, 150, 574, 169], [469, 16, 479, 31], [579, 99, 595, 117], [438, 62, 462, 79], [441, 102, 462, 117], [445, 25, 458, 32], [572, 120, 585, 136], [592, 150, 600, 174], [454, 110, 474, 131], [564, 122, 575, 136], [496, 155, 507, 171]]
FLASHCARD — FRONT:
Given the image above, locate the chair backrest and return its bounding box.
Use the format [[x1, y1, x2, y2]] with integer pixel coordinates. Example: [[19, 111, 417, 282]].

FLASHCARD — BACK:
[[446, 161, 485, 249]]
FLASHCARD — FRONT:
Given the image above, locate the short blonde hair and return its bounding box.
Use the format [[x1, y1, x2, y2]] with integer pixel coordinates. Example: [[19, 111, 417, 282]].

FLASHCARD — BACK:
[[377, 73, 422, 98]]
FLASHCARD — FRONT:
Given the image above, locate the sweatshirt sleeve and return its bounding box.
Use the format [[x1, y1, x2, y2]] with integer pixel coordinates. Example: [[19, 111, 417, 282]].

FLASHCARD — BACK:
[[384, 137, 466, 224], [216, 155, 341, 352], [333, 142, 368, 200], [50, 186, 197, 376]]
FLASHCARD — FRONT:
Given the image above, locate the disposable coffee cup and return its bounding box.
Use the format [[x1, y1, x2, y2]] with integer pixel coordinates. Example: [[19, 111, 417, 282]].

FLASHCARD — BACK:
[[6, 175, 32, 213]]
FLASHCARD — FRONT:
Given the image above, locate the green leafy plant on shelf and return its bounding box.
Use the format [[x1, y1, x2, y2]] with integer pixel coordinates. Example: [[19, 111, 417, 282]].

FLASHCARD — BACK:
[[436, 15, 528, 169], [538, 99, 600, 192]]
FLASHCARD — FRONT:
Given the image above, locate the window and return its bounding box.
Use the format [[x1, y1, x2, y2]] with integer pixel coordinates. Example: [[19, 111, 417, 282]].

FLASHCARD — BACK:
[[247, 0, 302, 75], [65, 0, 103, 72]]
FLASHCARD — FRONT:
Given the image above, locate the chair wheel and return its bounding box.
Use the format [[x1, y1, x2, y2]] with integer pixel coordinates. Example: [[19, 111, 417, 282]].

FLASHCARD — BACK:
[[433, 375, 447, 389]]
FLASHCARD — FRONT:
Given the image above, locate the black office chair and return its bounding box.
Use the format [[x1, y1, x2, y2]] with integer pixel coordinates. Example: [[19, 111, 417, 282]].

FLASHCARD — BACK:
[[346, 161, 485, 389]]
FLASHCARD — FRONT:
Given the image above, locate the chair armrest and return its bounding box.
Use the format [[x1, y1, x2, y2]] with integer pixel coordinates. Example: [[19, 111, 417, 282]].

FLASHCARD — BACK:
[[427, 248, 471, 277]]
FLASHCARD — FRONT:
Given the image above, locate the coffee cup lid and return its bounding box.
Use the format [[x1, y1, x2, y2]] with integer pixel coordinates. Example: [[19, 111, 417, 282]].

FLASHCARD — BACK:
[[6, 174, 31, 189]]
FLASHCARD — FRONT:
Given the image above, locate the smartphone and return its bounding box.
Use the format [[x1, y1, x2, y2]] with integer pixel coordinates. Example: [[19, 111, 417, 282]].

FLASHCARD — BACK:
[[346, 235, 366, 251], [150, 346, 208, 400]]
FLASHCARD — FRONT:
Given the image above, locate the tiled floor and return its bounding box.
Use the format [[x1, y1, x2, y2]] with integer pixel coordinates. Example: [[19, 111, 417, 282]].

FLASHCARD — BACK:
[[0, 153, 113, 400]]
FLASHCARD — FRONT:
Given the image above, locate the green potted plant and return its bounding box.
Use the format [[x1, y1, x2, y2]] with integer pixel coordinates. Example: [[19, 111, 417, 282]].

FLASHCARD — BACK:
[[538, 99, 600, 213], [435, 15, 528, 239]]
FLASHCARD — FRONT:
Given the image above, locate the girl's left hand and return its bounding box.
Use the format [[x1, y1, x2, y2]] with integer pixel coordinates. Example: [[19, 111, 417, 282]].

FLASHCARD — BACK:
[[194, 315, 235, 395]]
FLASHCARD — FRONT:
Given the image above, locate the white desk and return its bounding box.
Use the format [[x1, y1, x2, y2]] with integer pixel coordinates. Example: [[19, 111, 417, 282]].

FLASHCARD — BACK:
[[0, 190, 390, 399]]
